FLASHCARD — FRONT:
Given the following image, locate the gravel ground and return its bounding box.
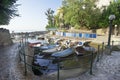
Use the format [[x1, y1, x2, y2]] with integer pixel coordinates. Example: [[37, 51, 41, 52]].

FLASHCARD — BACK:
[[66, 51, 120, 80]]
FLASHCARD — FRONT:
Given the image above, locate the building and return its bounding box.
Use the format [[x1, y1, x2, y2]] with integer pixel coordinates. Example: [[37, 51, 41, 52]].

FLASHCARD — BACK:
[[96, 0, 115, 8]]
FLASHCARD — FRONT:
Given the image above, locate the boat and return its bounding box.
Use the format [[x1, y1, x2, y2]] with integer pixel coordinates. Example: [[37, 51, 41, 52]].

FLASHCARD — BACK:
[[51, 48, 74, 57], [75, 46, 96, 56], [75, 46, 85, 56], [42, 47, 59, 54], [36, 35, 47, 40], [83, 46, 96, 52], [28, 39, 42, 47], [39, 44, 59, 50], [77, 41, 91, 46]]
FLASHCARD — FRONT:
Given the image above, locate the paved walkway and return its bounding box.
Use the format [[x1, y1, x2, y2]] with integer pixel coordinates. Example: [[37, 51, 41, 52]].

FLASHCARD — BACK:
[[0, 44, 18, 80], [0, 43, 36, 80]]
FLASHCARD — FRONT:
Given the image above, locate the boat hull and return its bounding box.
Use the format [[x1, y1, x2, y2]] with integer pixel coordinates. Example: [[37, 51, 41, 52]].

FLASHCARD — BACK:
[[42, 47, 58, 54], [51, 48, 74, 57], [75, 46, 96, 56]]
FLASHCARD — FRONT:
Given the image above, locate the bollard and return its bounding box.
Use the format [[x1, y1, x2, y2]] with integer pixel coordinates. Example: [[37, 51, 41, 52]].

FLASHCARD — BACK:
[[90, 52, 93, 75]]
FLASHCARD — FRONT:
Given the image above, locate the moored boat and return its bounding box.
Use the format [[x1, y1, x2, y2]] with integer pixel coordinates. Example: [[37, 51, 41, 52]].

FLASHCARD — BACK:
[[51, 48, 74, 58], [28, 41, 41, 47], [74, 46, 96, 56], [39, 44, 59, 50], [42, 47, 59, 54], [75, 46, 85, 56]]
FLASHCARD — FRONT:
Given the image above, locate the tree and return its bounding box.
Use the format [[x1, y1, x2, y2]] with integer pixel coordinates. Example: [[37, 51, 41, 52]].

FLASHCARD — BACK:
[[98, 1, 120, 28], [56, 7, 67, 29], [45, 8, 54, 28], [0, 0, 19, 25], [60, 0, 100, 29], [54, 15, 60, 28]]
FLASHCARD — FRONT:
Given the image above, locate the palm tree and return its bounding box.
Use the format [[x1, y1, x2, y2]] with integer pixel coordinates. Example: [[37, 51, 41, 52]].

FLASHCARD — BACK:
[[45, 8, 54, 28]]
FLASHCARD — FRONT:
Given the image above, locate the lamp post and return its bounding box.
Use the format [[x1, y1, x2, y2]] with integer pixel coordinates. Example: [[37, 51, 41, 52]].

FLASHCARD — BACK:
[[108, 15, 115, 47]]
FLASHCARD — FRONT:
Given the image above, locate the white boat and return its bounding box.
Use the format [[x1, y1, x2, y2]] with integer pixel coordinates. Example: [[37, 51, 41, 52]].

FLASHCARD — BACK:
[[42, 47, 59, 54], [28, 39, 48, 47], [28, 39, 42, 47], [51, 48, 74, 57], [39, 44, 59, 50]]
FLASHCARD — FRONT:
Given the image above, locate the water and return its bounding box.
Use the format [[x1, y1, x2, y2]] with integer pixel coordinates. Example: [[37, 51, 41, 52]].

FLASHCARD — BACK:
[[33, 54, 58, 75], [32, 51, 94, 79]]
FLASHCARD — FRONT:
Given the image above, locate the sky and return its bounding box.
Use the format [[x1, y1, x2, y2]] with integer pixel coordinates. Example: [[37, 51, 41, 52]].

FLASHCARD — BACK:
[[0, 0, 62, 33]]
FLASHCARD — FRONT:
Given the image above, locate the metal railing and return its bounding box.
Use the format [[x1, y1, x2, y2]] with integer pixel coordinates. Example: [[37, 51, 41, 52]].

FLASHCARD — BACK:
[[18, 40, 120, 80], [96, 41, 120, 62]]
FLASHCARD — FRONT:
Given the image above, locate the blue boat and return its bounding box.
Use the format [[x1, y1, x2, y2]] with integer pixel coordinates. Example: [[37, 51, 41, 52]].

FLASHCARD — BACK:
[[51, 48, 74, 57]]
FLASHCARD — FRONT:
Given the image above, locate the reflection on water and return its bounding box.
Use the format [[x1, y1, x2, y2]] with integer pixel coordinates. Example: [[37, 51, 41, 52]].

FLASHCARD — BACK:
[[33, 54, 58, 75]]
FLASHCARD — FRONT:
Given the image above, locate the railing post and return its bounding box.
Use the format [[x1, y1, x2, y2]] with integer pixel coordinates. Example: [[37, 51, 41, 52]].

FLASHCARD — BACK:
[[112, 41, 114, 47], [111, 41, 114, 52], [97, 45, 100, 62], [102, 42, 104, 54], [19, 50, 22, 62], [19, 41, 21, 47], [90, 52, 93, 75], [23, 47, 27, 75], [57, 57, 60, 80]]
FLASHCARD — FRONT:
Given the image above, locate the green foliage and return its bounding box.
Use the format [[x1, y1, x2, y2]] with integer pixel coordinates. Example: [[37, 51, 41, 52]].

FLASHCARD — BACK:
[[74, 24, 80, 29], [0, 0, 19, 25], [98, 1, 120, 28], [59, 0, 101, 29], [54, 15, 59, 27], [46, 0, 120, 30]]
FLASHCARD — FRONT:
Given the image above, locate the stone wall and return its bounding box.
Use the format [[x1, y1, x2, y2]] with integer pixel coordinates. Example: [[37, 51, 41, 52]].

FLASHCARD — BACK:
[[0, 28, 13, 47], [96, 28, 107, 35]]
